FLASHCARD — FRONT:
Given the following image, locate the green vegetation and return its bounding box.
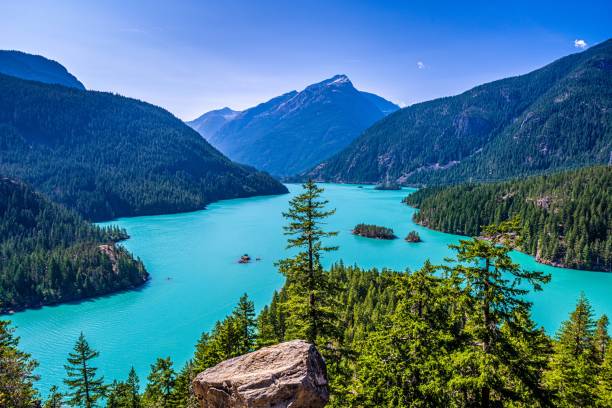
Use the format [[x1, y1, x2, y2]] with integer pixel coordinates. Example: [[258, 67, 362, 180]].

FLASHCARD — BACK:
[[2, 182, 610, 406], [0, 178, 148, 312], [352, 223, 397, 239], [304, 39, 611, 186], [374, 182, 400, 190], [277, 179, 339, 343], [0, 320, 39, 407], [0, 73, 287, 221], [404, 166, 611, 271], [405, 230, 421, 242], [64, 333, 106, 407]]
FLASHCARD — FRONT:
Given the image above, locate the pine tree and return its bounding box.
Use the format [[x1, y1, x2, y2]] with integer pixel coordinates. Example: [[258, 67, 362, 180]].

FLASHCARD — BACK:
[[256, 290, 286, 348], [598, 345, 612, 407], [446, 218, 551, 406], [103, 367, 141, 408], [172, 361, 199, 408], [192, 332, 217, 373], [0, 320, 39, 407], [544, 294, 599, 407], [594, 315, 610, 363], [106, 380, 121, 408], [277, 179, 338, 345], [144, 357, 176, 408], [43, 385, 63, 408], [232, 293, 256, 355], [63, 332, 106, 408], [125, 366, 140, 408]]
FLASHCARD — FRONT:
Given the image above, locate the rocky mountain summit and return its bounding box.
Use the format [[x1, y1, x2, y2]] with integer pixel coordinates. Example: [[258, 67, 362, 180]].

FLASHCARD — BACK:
[[193, 340, 329, 408]]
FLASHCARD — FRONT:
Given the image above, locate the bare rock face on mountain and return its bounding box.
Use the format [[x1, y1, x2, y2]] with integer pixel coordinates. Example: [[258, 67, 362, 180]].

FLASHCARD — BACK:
[[192, 340, 329, 408]]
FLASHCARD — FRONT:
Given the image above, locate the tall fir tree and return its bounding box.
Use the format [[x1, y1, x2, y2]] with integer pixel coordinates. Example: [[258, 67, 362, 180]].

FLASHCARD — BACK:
[[232, 293, 256, 355], [172, 361, 199, 408], [144, 357, 176, 408], [0, 320, 39, 408], [544, 294, 600, 407], [104, 366, 140, 408], [126, 366, 141, 408], [63, 332, 106, 408], [446, 218, 551, 406], [256, 290, 286, 348], [277, 179, 338, 345], [594, 315, 610, 363]]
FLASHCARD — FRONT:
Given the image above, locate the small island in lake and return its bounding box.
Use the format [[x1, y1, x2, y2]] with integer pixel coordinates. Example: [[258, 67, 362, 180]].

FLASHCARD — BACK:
[[374, 182, 401, 190], [405, 230, 422, 243], [353, 223, 397, 239], [238, 254, 252, 264]]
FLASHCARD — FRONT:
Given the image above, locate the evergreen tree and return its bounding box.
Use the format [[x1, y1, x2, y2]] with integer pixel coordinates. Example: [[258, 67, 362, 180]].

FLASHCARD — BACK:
[[598, 345, 612, 407], [106, 381, 121, 408], [191, 296, 257, 375], [277, 180, 338, 344], [256, 290, 286, 347], [594, 315, 610, 363], [192, 332, 216, 374], [232, 293, 256, 355], [125, 367, 141, 408], [354, 261, 456, 407], [63, 332, 106, 408], [104, 367, 140, 408], [0, 320, 39, 408], [405, 166, 611, 271], [446, 218, 551, 406], [544, 294, 600, 407], [43, 385, 63, 408], [172, 361, 199, 408], [144, 357, 176, 408]]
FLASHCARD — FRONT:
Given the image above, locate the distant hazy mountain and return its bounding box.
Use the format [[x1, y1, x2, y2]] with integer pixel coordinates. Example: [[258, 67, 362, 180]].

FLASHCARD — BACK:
[[0, 50, 85, 90], [303, 39, 612, 185], [188, 75, 399, 176], [187, 107, 240, 140], [0, 73, 287, 221]]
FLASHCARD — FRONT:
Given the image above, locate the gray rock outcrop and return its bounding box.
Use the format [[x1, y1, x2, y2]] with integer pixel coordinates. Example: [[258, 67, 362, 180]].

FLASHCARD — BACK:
[[192, 340, 328, 408]]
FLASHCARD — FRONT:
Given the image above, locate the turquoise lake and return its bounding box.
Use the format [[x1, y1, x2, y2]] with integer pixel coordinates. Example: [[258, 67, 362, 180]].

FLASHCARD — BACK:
[[9, 183, 612, 394]]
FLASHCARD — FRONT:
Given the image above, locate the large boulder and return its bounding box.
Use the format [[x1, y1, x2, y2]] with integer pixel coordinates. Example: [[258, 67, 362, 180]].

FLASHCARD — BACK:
[[192, 340, 329, 408]]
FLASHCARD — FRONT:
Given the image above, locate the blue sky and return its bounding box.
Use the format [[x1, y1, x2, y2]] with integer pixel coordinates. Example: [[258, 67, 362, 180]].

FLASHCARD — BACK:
[[1, 1, 610, 119]]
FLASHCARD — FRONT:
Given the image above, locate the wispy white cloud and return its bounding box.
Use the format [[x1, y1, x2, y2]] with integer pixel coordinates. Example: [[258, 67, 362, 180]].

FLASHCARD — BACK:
[[574, 39, 587, 49], [416, 61, 426, 69]]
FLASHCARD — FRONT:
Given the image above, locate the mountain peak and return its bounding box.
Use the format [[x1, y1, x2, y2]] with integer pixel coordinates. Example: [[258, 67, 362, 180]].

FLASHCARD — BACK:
[[0, 50, 85, 90], [326, 74, 351, 85], [304, 74, 354, 92]]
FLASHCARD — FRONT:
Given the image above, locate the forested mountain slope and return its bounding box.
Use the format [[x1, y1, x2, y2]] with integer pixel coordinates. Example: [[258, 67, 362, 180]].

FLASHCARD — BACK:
[[0, 73, 287, 221], [189, 75, 399, 176], [0, 50, 85, 90], [304, 39, 612, 185], [404, 166, 611, 271], [0, 178, 148, 312]]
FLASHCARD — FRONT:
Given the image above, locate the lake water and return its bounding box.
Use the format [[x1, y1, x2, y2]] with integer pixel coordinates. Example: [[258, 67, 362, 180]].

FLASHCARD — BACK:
[[8, 183, 612, 395]]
